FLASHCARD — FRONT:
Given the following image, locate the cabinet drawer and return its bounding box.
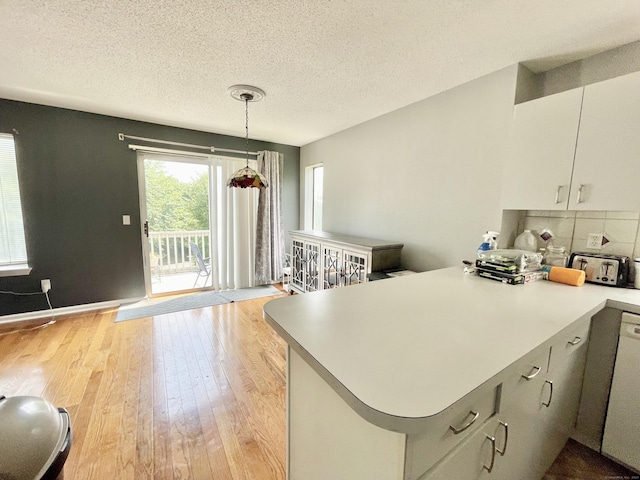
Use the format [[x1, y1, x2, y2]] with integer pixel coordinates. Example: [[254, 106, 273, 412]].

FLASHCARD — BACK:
[[419, 416, 503, 480], [549, 315, 591, 373], [498, 345, 550, 413], [404, 386, 498, 480]]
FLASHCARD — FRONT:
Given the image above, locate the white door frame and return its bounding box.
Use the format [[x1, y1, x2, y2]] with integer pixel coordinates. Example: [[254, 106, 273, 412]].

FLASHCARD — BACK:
[[136, 156, 153, 297]]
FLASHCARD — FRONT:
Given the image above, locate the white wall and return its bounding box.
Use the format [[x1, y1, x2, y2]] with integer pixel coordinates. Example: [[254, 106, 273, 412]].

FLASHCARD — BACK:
[[300, 66, 519, 272]]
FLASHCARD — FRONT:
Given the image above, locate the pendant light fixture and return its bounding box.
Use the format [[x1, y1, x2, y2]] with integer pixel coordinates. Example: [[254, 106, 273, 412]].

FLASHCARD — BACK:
[[227, 85, 269, 189]]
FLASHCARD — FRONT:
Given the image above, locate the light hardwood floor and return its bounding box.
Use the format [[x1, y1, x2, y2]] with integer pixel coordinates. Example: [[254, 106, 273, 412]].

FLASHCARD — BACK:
[[1, 291, 636, 479], [0, 294, 288, 480]]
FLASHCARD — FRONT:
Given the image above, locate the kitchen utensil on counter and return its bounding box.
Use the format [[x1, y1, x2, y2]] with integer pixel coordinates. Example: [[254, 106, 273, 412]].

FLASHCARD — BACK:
[[568, 252, 630, 287]]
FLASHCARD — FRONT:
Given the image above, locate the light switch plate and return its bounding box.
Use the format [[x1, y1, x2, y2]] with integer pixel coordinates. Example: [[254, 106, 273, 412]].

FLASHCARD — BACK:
[[587, 233, 603, 249], [122, 215, 131, 225]]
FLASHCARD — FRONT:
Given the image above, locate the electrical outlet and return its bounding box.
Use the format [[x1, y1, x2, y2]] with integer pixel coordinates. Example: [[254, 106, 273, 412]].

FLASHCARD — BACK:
[[587, 233, 603, 249], [41, 279, 51, 293]]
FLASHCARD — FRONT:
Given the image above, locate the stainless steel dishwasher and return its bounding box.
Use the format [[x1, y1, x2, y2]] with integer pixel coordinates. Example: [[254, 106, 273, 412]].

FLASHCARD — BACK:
[[602, 312, 640, 472]]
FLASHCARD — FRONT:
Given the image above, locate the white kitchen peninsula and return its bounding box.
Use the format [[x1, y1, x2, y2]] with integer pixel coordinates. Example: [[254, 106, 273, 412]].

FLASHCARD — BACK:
[[262, 267, 640, 480]]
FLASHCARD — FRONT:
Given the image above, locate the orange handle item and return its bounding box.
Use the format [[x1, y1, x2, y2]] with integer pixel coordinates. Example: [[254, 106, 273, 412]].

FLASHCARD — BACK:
[[546, 266, 585, 286]]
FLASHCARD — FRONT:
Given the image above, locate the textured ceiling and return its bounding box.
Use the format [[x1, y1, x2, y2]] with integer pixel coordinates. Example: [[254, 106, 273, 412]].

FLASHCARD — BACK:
[[1, 1, 640, 147]]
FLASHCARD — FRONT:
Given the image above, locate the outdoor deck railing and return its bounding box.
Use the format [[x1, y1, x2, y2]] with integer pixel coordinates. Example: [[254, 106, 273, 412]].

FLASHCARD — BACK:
[[148, 230, 210, 274]]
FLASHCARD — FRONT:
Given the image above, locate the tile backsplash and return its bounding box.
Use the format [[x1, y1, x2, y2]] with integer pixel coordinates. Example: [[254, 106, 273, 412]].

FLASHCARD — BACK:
[[511, 210, 640, 259]]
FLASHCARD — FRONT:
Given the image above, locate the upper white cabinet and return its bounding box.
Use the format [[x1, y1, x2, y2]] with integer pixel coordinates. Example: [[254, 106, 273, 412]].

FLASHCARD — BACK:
[[502, 70, 640, 211], [502, 87, 583, 210], [570, 70, 640, 210]]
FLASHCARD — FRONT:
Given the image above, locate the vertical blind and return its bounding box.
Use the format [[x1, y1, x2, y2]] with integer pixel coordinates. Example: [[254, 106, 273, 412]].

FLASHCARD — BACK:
[[210, 157, 259, 289], [0, 133, 28, 266]]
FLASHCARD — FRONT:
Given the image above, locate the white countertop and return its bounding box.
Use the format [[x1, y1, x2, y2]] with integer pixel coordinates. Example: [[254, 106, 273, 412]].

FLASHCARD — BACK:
[[263, 267, 640, 432]]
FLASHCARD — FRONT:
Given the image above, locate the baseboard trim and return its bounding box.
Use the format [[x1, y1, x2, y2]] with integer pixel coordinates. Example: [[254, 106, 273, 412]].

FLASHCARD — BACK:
[[0, 297, 146, 326]]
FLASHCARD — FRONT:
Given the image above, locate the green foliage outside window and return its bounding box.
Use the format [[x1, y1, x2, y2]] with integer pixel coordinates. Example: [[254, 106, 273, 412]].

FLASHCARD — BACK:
[[144, 161, 209, 232]]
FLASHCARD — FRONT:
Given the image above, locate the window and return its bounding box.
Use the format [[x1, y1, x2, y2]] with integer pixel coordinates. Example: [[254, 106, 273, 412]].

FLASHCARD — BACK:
[[0, 133, 29, 275], [312, 165, 323, 230], [305, 164, 323, 230]]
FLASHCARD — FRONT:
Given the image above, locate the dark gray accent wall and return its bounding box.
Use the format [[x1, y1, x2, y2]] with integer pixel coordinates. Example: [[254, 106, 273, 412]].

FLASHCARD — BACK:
[[0, 99, 299, 316]]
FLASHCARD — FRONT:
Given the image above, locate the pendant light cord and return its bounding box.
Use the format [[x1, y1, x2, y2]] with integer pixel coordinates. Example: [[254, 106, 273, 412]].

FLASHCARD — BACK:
[[226, 85, 267, 188], [244, 95, 250, 167]]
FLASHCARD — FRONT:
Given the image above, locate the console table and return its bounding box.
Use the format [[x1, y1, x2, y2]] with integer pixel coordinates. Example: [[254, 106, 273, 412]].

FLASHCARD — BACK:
[[289, 230, 403, 294]]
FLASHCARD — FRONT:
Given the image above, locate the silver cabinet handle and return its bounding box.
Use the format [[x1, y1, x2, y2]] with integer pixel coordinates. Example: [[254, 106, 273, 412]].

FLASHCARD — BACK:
[[576, 184, 584, 204], [554, 185, 562, 204], [497, 421, 508, 456], [521, 365, 541, 380], [568, 336, 582, 346], [483, 435, 497, 472], [542, 380, 554, 407], [449, 410, 479, 434]]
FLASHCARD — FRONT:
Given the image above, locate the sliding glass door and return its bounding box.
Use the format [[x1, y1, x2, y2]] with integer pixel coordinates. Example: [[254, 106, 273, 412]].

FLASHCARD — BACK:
[[137, 151, 258, 296]]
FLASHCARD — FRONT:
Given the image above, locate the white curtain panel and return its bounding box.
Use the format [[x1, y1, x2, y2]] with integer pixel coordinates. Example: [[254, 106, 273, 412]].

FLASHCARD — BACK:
[[211, 157, 259, 290], [255, 151, 284, 285]]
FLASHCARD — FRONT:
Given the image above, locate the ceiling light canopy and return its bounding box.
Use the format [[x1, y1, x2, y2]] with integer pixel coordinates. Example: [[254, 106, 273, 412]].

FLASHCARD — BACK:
[[227, 85, 268, 189]]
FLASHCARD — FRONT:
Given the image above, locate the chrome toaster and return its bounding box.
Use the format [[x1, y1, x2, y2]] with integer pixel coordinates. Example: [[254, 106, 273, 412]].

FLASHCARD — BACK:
[[568, 252, 630, 287]]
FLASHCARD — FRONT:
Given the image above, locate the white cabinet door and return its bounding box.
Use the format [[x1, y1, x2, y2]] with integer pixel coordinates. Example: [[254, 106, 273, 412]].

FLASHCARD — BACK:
[[290, 237, 322, 293], [491, 349, 550, 480], [304, 241, 321, 292], [502, 88, 583, 210], [487, 319, 588, 480], [404, 386, 498, 479], [571, 70, 640, 210], [321, 244, 343, 289], [420, 418, 501, 480], [291, 238, 306, 293], [488, 409, 541, 480], [536, 317, 590, 469], [342, 250, 368, 286]]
